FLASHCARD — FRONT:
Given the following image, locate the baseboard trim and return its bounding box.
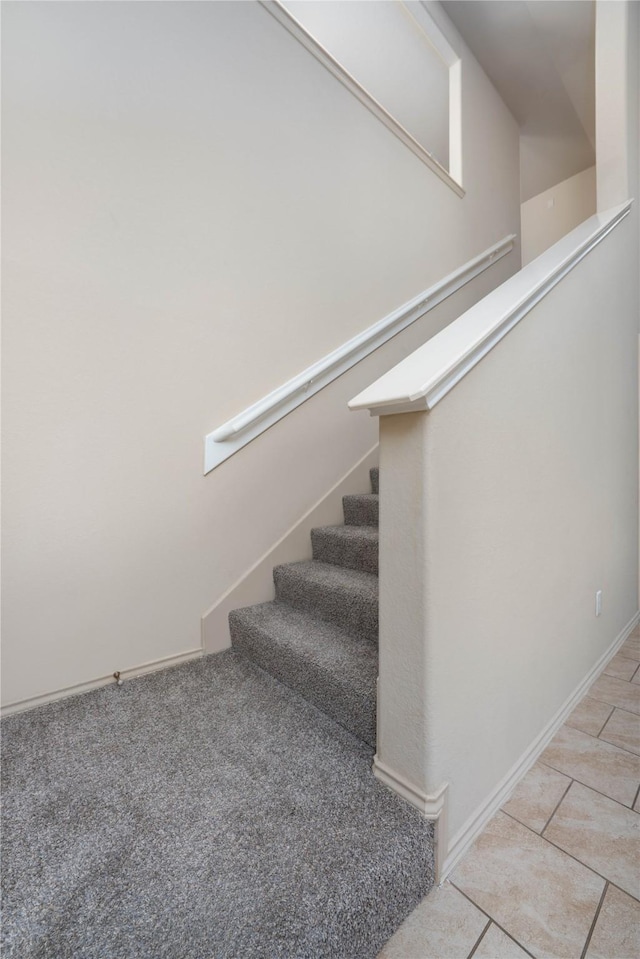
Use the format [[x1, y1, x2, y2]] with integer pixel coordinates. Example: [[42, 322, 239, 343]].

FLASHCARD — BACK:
[[201, 444, 379, 653], [373, 756, 450, 882], [373, 756, 448, 818], [440, 610, 640, 879], [1, 647, 203, 718]]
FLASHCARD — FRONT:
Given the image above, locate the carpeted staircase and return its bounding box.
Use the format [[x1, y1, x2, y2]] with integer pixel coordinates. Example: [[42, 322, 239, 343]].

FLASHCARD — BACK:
[[2, 465, 436, 959], [230, 467, 380, 748]]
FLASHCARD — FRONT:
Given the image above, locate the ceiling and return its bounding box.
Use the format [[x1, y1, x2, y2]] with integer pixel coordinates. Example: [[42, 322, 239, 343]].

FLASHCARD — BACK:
[[440, 0, 596, 200]]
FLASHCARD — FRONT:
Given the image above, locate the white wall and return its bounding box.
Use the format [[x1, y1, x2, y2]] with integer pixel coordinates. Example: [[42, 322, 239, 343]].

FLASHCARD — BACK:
[[441, 0, 596, 202], [1, 0, 520, 709], [521, 166, 596, 265], [283, 0, 450, 169], [596, 0, 635, 210], [377, 211, 638, 858], [594, 0, 640, 597]]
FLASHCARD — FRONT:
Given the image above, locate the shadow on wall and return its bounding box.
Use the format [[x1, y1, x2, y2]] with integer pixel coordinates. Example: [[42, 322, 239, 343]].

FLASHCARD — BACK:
[[521, 166, 597, 265]]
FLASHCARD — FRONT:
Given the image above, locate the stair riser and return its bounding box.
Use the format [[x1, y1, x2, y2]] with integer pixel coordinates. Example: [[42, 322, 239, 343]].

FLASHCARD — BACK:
[[311, 530, 378, 574], [273, 569, 377, 642], [229, 614, 376, 747], [343, 496, 379, 527], [370, 467, 379, 495]]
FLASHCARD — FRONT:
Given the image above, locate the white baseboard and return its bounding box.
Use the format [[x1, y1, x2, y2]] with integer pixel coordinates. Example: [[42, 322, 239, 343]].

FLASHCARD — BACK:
[[1, 647, 203, 718], [373, 756, 448, 818], [373, 756, 450, 881], [439, 609, 640, 879], [201, 445, 379, 653]]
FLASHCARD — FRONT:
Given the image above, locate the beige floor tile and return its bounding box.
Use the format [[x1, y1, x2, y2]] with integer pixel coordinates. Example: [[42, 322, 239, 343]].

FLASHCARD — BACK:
[[599, 708, 640, 757], [632, 666, 640, 685], [544, 782, 640, 899], [502, 762, 571, 833], [586, 674, 640, 715], [472, 923, 531, 958], [566, 698, 614, 737], [585, 885, 640, 959], [377, 881, 487, 959], [604, 652, 639, 681], [635, 792, 640, 813], [540, 724, 640, 806], [452, 812, 604, 959], [620, 637, 640, 662]]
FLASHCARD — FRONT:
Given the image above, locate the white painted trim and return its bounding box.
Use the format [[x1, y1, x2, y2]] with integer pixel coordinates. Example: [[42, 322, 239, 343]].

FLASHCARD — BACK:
[[448, 59, 462, 187], [350, 201, 633, 417], [413, 1, 460, 67], [1, 647, 203, 717], [201, 445, 379, 651], [404, 0, 463, 185], [373, 756, 448, 819], [439, 610, 640, 880], [204, 234, 515, 473], [373, 758, 449, 881], [259, 1, 464, 197]]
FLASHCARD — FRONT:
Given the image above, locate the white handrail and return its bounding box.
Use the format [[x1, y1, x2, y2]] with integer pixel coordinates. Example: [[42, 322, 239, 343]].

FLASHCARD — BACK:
[[204, 233, 516, 473], [349, 202, 632, 417]]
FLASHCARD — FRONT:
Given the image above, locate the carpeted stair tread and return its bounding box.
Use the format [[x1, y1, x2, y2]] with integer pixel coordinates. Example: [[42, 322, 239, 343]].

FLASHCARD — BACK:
[[370, 467, 379, 494], [273, 560, 378, 641], [229, 601, 377, 745], [343, 493, 379, 527], [311, 524, 379, 574]]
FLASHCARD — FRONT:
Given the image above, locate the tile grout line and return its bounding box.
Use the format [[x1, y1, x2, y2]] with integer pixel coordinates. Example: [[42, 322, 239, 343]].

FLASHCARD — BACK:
[[584, 691, 640, 715], [561, 700, 640, 759], [603, 661, 640, 683], [498, 808, 610, 885], [449, 881, 537, 959], [539, 826, 631, 891], [465, 918, 491, 959], [560, 710, 640, 759], [607, 879, 640, 906], [537, 757, 640, 810], [579, 881, 609, 959], [612, 650, 640, 662], [442, 690, 639, 959], [539, 776, 574, 834], [598, 730, 640, 760], [631, 662, 640, 682], [593, 703, 616, 738]]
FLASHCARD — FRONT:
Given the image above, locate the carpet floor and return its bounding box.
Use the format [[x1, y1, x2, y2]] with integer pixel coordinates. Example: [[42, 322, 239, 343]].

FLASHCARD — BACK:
[[1, 650, 433, 959]]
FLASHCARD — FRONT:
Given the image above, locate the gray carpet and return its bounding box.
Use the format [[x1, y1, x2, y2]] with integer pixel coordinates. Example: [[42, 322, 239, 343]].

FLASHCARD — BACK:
[[1, 650, 434, 959], [230, 602, 377, 746], [229, 468, 379, 745]]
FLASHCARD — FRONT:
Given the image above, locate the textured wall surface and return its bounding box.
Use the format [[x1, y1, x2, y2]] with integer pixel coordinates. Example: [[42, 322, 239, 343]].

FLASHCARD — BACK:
[[1, 1, 520, 706], [379, 215, 638, 846]]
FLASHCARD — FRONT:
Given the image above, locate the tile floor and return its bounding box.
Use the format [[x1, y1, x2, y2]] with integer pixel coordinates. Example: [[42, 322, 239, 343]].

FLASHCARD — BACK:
[[378, 628, 640, 959]]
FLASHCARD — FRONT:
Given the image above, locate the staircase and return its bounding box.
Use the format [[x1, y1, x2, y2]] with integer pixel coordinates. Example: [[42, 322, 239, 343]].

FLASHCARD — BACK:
[[1, 464, 437, 959], [230, 467, 379, 747]]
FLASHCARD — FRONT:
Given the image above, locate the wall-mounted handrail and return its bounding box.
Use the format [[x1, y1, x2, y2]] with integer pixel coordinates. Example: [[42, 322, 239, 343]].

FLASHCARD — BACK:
[[349, 201, 632, 418], [204, 233, 516, 473]]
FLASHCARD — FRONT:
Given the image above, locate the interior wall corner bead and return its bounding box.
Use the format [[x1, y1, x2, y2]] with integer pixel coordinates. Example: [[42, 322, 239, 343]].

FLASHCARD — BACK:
[[203, 233, 515, 474]]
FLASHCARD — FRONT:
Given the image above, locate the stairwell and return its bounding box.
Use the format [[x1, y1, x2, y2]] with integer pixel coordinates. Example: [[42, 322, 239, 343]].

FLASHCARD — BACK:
[[2, 465, 438, 959], [230, 467, 380, 748]]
